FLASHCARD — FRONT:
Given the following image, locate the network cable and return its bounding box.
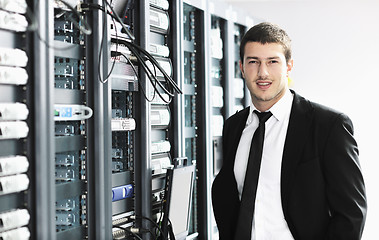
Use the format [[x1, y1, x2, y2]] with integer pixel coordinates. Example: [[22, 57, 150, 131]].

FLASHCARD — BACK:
[[82, 1, 182, 102]]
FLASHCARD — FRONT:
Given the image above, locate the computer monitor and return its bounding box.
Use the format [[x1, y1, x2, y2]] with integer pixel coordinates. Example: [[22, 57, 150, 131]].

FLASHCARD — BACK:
[[163, 163, 196, 240]]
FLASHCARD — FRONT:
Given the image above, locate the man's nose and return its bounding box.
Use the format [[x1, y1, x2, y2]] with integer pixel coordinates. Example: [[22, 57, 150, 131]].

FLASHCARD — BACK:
[[258, 63, 269, 79]]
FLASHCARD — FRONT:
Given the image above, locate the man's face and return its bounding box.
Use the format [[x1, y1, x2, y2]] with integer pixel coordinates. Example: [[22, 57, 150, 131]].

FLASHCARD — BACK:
[[240, 42, 293, 111]]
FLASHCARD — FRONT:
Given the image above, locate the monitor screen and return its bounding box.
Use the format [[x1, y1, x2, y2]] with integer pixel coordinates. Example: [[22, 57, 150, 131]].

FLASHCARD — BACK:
[[168, 164, 195, 239]]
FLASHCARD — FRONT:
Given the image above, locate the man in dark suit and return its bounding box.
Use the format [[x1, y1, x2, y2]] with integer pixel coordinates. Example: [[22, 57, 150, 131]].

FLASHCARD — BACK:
[[211, 22, 367, 240]]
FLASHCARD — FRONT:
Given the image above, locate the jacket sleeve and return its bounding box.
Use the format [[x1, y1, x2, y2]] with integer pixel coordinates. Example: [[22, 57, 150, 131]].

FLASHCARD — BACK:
[[323, 113, 367, 239]]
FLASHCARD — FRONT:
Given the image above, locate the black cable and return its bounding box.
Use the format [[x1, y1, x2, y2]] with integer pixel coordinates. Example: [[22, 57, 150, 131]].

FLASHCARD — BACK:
[[133, 216, 167, 240], [81, 1, 182, 99], [119, 38, 177, 100], [123, 40, 182, 94], [118, 52, 154, 102], [113, 226, 143, 240], [99, 1, 178, 100], [118, 39, 171, 100], [157, 199, 164, 238]]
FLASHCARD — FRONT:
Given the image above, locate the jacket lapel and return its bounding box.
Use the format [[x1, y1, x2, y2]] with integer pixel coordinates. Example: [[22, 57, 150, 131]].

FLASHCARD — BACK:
[[225, 107, 250, 168], [281, 91, 314, 212]]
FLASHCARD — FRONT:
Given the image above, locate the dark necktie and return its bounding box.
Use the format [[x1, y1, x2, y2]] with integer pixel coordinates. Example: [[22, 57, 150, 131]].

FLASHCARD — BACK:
[[234, 110, 272, 240]]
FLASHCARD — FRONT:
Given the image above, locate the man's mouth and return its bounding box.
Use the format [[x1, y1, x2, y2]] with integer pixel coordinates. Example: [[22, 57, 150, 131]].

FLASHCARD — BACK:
[[256, 81, 272, 89]]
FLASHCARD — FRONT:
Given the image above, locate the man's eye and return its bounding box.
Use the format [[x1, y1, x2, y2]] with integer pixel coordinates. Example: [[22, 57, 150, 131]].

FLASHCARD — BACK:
[[269, 60, 279, 64], [248, 60, 258, 64]]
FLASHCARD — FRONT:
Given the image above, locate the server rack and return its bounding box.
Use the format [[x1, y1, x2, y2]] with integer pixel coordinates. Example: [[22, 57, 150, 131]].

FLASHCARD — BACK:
[[108, 0, 138, 238], [0, 1, 255, 239], [206, 2, 255, 240], [179, 1, 206, 239], [52, 1, 94, 238], [0, 1, 33, 239]]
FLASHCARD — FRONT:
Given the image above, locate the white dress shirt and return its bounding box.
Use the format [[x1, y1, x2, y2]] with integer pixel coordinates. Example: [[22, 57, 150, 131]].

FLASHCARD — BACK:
[[234, 89, 295, 240]]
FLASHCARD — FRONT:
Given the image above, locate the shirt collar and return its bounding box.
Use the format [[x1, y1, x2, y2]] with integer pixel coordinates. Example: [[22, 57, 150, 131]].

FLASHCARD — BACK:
[[247, 88, 293, 126]]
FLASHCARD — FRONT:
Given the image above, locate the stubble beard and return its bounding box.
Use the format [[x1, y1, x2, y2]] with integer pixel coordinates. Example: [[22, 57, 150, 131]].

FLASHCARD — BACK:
[[251, 84, 286, 107]]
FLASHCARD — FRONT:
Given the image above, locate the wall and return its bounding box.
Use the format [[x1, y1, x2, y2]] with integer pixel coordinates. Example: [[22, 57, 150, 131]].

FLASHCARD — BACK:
[[225, 0, 379, 239]]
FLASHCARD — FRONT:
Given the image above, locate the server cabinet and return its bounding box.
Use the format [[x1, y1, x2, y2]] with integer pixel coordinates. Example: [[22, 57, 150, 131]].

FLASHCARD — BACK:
[[53, 1, 92, 238], [179, 1, 206, 239], [0, 1, 33, 239], [107, 0, 139, 238], [207, 2, 254, 240]]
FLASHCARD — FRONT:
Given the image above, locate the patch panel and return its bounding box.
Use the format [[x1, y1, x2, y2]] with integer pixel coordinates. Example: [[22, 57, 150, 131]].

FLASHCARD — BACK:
[[56, 197, 79, 211], [56, 211, 80, 230], [0, 66, 28, 85], [112, 148, 124, 159], [54, 19, 74, 41], [54, 58, 77, 77], [54, 57, 84, 90], [0, 155, 28, 176], [55, 79, 75, 89], [0, 209, 30, 232], [53, 8, 82, 44], [112, 131, 133, 173], [55, 167, 77, 182], [112, 161, 124, 172], [55, 122, 78, 136], [55, 152, 83, 181], [55, 152, 81, 166]]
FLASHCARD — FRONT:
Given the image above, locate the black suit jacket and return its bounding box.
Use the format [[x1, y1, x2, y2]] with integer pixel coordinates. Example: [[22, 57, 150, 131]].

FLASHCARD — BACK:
[[211, 90, 367, 240]]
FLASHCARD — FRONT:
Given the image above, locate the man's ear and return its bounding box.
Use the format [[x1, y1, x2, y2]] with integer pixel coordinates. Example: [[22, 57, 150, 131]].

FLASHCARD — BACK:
[[286, 59, 294, 77], [239, 60, 245, 78]]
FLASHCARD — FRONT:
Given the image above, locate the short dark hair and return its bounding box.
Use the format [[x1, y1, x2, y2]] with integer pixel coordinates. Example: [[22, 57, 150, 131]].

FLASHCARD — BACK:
[[240, 22, 292, 63]]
